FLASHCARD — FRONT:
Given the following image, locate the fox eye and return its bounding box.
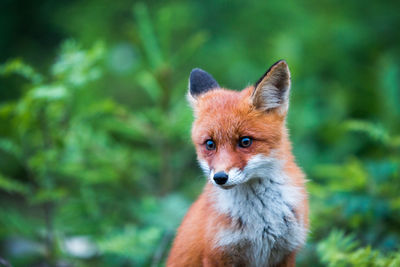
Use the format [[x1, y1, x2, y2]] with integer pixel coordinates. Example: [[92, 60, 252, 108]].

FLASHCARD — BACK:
[[239, 137, 252, 148], [205, 139, 216, 150]]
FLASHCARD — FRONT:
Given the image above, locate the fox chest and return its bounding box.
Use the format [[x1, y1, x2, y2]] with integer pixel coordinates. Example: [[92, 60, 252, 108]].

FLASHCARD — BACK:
[[211, 181, 306, 266]]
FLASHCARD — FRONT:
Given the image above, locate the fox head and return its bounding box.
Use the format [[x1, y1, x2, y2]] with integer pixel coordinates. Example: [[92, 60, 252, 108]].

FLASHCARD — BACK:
[[188, 60, 292, 189]]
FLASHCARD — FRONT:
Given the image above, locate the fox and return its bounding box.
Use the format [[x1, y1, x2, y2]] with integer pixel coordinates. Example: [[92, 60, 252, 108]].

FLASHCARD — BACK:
[[167, 60, 309, 267]]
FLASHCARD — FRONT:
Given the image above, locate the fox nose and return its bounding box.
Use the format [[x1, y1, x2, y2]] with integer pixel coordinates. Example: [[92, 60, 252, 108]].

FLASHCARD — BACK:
[[213, 171, 228, 185]]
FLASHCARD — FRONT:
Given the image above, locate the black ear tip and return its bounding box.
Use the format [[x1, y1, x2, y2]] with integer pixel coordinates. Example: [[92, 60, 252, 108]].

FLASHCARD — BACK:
[[189, 68, 219, 97], [190, 68, 206, 79], [191, 67, 205, 73]]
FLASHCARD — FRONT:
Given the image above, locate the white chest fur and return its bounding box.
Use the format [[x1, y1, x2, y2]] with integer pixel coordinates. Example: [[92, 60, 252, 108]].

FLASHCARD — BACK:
[[210, 155, 307, 266]]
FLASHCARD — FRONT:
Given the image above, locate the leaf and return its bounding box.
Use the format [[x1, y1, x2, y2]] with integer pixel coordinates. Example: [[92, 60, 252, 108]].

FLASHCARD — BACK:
[[170, 31, 209, 67], [0, 173, 29, 194], [30, 188, 68, 204], [0, 138, 22, 159], [97, 225, 162, 264], [52, 40, 105, 87], [0, 58, 43, 84], [134, 70, 162, 102], [30, 84, 68, 100], [134, 3, 163, 70], [344, 120, 400, 148], [317, 230, 400, 267], [312, 157, 369, 191]]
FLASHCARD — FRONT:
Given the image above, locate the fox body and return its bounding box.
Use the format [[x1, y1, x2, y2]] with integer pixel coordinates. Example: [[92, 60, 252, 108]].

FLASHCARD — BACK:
[[167, 61, 309, 267]]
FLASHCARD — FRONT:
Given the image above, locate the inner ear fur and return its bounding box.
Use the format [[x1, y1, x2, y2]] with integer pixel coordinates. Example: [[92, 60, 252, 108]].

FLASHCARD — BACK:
[[251, 60, 291, 114]]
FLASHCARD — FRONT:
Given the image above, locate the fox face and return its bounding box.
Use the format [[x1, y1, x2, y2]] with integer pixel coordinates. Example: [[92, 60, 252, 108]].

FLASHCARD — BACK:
[[189, 61, 291, 189]]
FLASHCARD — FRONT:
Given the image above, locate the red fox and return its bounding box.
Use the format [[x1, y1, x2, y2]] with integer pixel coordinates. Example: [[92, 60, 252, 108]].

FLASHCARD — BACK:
[[167, 60, 309, 267]]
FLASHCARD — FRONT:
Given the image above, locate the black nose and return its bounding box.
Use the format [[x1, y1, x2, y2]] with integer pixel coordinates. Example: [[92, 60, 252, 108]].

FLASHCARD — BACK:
[[213, 171, 228, 185]]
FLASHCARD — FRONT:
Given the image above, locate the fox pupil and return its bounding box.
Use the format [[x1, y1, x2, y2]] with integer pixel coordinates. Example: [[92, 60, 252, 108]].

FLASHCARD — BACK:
[[206, 140, 216, 150], [239, 137, 252, 148]]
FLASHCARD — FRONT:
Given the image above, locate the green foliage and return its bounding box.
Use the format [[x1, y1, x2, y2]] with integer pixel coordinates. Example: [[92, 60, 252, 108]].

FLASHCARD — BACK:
[[0, 59, 43, 84], [0, 0, 400, 266], [317, 230, 400, 267], [0, 40, 191, 265], [0, 173, 29, 194]]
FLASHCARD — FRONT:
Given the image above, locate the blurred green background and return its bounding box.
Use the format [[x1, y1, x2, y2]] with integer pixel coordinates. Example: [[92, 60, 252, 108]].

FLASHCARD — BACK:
[[0, 0, 399, 266]]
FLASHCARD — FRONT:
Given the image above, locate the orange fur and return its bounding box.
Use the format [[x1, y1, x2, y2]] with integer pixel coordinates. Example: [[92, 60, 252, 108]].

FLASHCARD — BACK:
[[168, 64, 308, 266]]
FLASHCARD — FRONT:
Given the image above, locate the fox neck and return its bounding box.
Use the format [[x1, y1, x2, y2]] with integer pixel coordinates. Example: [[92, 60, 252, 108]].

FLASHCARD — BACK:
[[207, 153, 306, 265]]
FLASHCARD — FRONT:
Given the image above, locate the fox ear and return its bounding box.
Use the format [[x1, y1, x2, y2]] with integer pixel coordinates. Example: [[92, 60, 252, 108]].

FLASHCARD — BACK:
[[251, 60, 291, 115], [188, 68, 219, 103]]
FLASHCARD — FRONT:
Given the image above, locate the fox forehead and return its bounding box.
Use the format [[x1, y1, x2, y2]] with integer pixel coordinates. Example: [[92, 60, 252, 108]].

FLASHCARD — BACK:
[[191, 87, 283, 146]]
